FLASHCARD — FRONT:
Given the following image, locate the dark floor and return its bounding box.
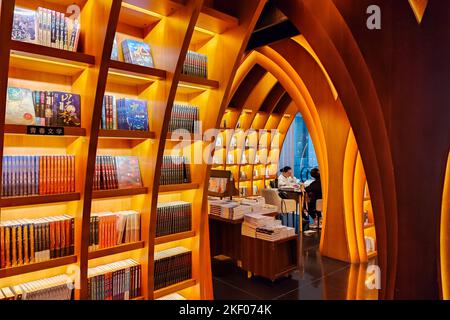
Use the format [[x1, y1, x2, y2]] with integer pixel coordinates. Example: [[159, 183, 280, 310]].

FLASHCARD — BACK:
[[212, 231, 378, 300]]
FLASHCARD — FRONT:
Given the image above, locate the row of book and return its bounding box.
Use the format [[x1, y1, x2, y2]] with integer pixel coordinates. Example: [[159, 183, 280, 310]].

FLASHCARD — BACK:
[[160, 156, 191, 185], [102, 96, 149, 131], [6, 87, 81, 127], [168, 104, 200, 134], [112, 38, 155, 68], [156, 202, 192, 238], [89, 211, 141, 252], [154, 247, 192, 290], [0, 215, 74, 269], [88, 259, 141, 300], [182, 51, 208, 78], [0, 274, 73, 300], [2, 155, 76, 197], [93, 156, 142, 191], [12, 7, 80, 52]]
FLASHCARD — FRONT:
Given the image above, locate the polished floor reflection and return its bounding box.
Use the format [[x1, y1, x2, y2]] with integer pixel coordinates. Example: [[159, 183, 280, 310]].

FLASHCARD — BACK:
[[212, 232, 379, 300]]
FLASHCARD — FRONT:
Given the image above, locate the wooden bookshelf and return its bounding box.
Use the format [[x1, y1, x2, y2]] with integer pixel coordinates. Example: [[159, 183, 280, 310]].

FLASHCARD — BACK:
[[88, 241, 145, 260], [0, 193, 81, 208], [0, 256, 78, 279], [0, 0, 265, 301], [153, 279, 197, 299], [155, 231, 196, 245], [92, 188, 149, 199]]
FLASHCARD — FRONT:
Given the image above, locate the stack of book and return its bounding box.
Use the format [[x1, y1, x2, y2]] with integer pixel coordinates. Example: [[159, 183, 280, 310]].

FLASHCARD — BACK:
[[0, 274, 73, 300], [87, 259, 141, 300], [101, 96, 149, 131], [6, 87, 81, 127], [12, 7, 81, 51], [182, 51, 207, 78], [208, 200, 252, 220], [168, 104, 200, 134], [89, 210, 141, 252], [93, 156, 142, 191], [156, 202, 192, 237], [160, 156, 191, 185], [154, 247, 191, 290], [1, 155, 75, 197], [241, 213, 295, 241], [0, 215, 74, 268], [122, 39, 154, 67]]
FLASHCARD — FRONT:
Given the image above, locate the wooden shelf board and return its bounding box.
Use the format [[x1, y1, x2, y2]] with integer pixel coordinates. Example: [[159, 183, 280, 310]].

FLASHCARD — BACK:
[[131, 296, 145, 300], [159, 183, 200, 193], [197, 6, 239, 34], [99, 129, 156, 140], [0, 193, 81, 208], [0, 255, 77, 279], [166, 132, 201, 141], [155, 231, 196, 245], [88, 241, 145, 260], [367, 251, 378, 259], [108, 60, 166, 85], [178, 74, 219, 93], [10, 40, 95, 76], [4, 124, 86, 137], [364, 223, 375, 229], [154, 279, 197, 299], [92, 187, 148, 199]]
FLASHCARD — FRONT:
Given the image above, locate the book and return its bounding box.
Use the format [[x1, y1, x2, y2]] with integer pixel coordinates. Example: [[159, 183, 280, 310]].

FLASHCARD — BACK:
[[122, 39, 154, 67], [0, 274, 73, 300], [118, 98, 149, 131], [11, 8, 37, 43], [168, 103, 200, 134], [89, 210, 140, 251], [87, 259, 141, 300], [53, 91, 81, 127], [160, 156, 191, 185], [156, 202, 192, 237], [182, 51, 208, 78], [12, 7, 80, 52], [5, 87, 36, 125], [115, 156, 142, 189], [0, 215, 74, 268], [154, 247, 191, 290], [111, 35, 119, 60]]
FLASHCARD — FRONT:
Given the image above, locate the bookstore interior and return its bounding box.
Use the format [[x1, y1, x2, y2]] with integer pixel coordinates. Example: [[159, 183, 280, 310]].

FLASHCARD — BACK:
[[0, 0, 448, 302]]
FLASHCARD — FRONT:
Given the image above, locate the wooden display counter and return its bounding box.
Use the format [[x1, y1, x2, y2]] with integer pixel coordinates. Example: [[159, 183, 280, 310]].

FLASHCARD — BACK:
[[209, 213, 299, 281]]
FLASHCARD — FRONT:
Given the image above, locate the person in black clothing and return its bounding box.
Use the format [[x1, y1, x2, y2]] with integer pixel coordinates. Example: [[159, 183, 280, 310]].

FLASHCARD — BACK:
[[305, 168, 322, 228]]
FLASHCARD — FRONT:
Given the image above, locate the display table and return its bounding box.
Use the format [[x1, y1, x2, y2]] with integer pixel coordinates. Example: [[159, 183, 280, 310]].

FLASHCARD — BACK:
[[241, 235, 299, 281], [209, 213, 298, 281]]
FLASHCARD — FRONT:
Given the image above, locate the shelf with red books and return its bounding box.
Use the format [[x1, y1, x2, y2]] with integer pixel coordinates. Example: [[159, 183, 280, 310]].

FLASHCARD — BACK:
[[88, 241, 145, 260], [0, 255, 78, 279], [4, 124, 87, 137], [0, 193, 81, 208], [158, 183, 200, 193], [155, 231, 196, 245], [9, 40, 95, 76], [153, 278, 197, 299], [91, 187, 149, 199], [99, 129, 156, 140], [108, 60, 167, 86]]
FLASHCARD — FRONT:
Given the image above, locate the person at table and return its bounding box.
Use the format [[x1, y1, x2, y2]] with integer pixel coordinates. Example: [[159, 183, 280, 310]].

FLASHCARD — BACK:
[[278, 166, 301, 189], [305, 168, 322, 228]]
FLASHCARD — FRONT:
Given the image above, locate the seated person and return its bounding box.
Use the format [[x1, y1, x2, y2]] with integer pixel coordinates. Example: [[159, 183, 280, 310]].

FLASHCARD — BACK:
[[305, 168, 322, 228], [277, 166, 301, 189]]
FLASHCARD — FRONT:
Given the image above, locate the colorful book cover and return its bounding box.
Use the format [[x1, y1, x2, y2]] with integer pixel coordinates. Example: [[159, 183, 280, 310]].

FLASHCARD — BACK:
[[122, 39, 154, 67], [123, 99, 149, 131], [111, 35, 119, 61], [12, 8, 36, 43], [115, 156, 142, 189], [53, 92, 81, 127], [6, 87, 36, 125]]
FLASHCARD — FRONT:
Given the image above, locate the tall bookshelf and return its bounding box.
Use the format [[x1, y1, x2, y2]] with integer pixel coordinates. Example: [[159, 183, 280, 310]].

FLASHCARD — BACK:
[[0, 0, 265, 300], [212, 75, 296, 196]]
